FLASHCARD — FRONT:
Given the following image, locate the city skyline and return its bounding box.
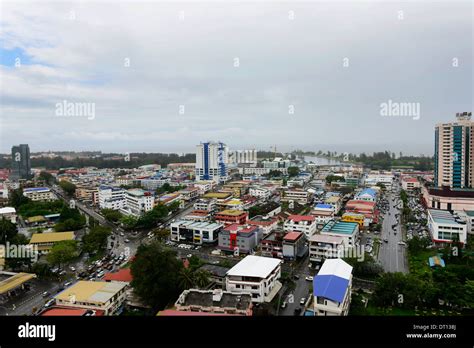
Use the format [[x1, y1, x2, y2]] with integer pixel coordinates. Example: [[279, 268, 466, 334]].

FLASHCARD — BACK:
[[1, 1, 472, 155]]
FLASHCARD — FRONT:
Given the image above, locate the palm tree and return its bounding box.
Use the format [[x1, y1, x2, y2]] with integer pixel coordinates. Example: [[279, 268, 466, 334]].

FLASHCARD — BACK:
[[193, 270, 211, 289], [178, 268, 194, 290]]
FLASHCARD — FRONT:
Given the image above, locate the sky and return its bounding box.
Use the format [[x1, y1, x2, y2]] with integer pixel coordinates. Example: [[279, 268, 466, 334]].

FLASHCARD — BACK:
[[0, 0, 472, 156]]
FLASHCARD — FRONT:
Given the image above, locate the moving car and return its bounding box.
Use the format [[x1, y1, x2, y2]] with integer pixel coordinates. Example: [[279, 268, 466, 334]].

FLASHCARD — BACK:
[[300, 298, 306, 305]]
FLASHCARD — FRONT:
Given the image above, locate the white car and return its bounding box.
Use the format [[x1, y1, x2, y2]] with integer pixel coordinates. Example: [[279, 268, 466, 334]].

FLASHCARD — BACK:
[[305, 276, 313, 281], [300, 298, 306, 305]]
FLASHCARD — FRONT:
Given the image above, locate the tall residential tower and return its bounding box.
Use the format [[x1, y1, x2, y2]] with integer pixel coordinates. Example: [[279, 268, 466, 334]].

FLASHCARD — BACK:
[[10, 144, 32, 181], [195, 141, 229, 182], [434, 112, 473, 189]]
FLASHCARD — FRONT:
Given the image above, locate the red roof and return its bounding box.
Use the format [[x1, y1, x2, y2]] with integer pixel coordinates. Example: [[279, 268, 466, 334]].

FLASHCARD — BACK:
[[287, 215, 315, 222], [103, 268, 133, 283], [284, 231, 303, 241], [41, 307, 106, 316], [223, 223, 258, 234], [158, 310, 237, 316], [402, 177, 419, 183]]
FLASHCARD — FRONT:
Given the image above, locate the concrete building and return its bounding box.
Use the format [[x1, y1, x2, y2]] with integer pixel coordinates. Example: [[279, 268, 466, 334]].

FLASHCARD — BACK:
[[228, 149, 257, 164], [341, 212, 365, 228], [282, 231, 307, 260], [324, 196, 342, 214], [309, 234, 345, 267], [281, 188, 312, 205], [29, 231, 75, 254], [401, 177, 421, 191], [54, 281, 127, 316], [23, 187, 56, 202], [283, 215, 317, 238], [321, 220, 359, 247], [10, 144, 32, 181], [170, 220, 224, 244], [174, 289, 253, 316], [214, 210, 248, 225], [194, 198, 217, 212], [364, 172, 394, 190], [98, 185, 126, 210], [260, 230, 285, 258], [247, 215, 278, 235], [427, 209, 467, 244], [311, 204, 335, 225], [249, 186, 272, 200], [0, 207, 17, 224], [225, 255, 282, 303], [434, 112, 473, 189], [354, 188, 377, 202], [218, 224, 263, 254], [195, 141, 229, 183], [313, 258, 353, 316], [121, 189, 154, 217]]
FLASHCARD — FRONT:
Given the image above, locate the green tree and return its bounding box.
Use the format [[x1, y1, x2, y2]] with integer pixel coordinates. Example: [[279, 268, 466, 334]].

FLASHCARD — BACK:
[[152, 228, 170, 242], [101, 209, 123, 223], [9, 189, 30, 208], [46, 240, 79, 268], [58, 180, 77, 196], [82, 225, 112, 254], [38, 171, 56, 185], [287, 166, 300, 177], [0, 217, 17, 244], [131, 241, 183, 310], [5, 234, 33, 271]]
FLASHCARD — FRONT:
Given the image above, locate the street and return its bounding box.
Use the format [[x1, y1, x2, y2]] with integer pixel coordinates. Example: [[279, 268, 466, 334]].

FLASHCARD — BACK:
[[377, 180, 408, 273]]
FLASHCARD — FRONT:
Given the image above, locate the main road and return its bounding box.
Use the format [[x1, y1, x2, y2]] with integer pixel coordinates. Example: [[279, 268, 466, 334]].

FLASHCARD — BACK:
[[377, 180, 408, 273]]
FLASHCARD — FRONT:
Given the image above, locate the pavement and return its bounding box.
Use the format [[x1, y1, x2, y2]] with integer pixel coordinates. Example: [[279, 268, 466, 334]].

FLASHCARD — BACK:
[[377, 181, 408, 273]]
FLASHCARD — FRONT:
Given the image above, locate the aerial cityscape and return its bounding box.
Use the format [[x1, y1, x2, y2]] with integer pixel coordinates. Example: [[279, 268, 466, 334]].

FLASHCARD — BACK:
[[0, 0, 472, 346]]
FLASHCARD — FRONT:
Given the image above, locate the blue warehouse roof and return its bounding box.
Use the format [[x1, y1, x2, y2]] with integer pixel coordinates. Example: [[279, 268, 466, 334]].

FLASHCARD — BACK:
[[313, 274, 350, 303]]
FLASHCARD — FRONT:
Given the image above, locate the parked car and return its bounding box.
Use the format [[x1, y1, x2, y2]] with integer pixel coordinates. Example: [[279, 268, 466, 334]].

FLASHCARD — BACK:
[[124, 239, 130, 243], [305, 276, 313, 281], [42, 291, 50, 298], [300, 298, 306, 305]]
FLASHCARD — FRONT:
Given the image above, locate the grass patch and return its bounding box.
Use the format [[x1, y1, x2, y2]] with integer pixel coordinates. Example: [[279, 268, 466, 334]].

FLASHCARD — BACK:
[[408, 249, 437, 279]]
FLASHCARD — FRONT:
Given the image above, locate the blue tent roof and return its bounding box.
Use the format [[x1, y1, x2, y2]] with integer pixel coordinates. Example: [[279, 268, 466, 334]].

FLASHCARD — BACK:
[[313, 274, 350, 303]]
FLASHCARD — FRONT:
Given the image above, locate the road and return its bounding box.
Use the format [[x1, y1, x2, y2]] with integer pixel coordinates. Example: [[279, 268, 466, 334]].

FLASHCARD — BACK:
[[278, 257, 311, 316], [377, 180, 408, 273]]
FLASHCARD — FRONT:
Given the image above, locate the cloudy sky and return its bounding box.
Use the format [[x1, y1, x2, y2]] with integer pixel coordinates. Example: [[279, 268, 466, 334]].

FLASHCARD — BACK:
[[0, 0, 472, 155]]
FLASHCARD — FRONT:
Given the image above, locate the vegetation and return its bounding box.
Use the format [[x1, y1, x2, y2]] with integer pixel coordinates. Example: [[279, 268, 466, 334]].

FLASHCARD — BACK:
[[18, 200, 64, 218], [8, 189, 30, 208], [287, 166, 300, 177], [101, 208, 123, 223], [155, 183, 186, 195], [46, 240, 79, 268], [58, 180, 77, 196], [82, 225, 112, 255], [326, 175, 345, 184], [0, 217, 18, 244], [38, 171, 56, 185], [54, 206, 86, 231], [344, 254, 383, 280]]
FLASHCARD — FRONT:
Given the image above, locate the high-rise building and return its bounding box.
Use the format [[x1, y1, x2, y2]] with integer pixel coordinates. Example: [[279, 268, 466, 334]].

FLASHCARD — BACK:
[[10, 144, 32, 180], [195, 141, 229, 182], [228, 149, 258, 164], [434, 112, 473, 189]]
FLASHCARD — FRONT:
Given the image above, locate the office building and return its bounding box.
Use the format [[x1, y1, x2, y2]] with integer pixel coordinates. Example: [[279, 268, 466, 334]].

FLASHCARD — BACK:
[[10, 144, 32, 180], [23, 187, 56, 202], [283, 215, 317, 238], [170, 220, 224, 244], [427, 209, 467, 244], [434, 112, 473, 189], [195, 141, 229, 182], [218, 224, 263, 254], [321, 220, 359, 247]]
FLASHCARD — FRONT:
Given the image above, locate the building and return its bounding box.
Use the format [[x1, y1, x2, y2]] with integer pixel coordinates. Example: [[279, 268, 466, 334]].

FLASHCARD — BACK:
[[10, 144, 32, 180], [23, 187, 56, 202], [341, 212, 365, 228], [29, 231, 75, 254], [214, 210, 248, 225], [195, 141, 229, 183], [199, 264, 230, 288], [121, 189, 154, 217], [174, 289, 253, 316], [401, 177, 421, 191], [0, 272, 37, 303], [260, 230, 285, 258], [98, 185, 126, 210], [354, 188, 377, 202], [313, 258, 353, 316], [427, 209, 467, 244], [228, 149, 258, 164], [309, 234, 345, 267], [345, 200, 378, 225], [179, 187, 199, 201], [225, 255, 282, 303], [54, 281, 127, 316], [422, 185, 474, 211], [321, 220, 359, 247], [170, 220, 224, 244], [311, 204, 335, 225], [218, 224, 263, 254], [434, 112, 473, 189], [364, 172, 394, 190], [249, 186, 272, 200], [281, 188, 312, 205], [0, 207, 17, 224], [283, 215, 317, 238], [324, 196, 342, 214], [282, 231, 307, 260], [194, 198, 217, 212], [247, 215, 278, 235]]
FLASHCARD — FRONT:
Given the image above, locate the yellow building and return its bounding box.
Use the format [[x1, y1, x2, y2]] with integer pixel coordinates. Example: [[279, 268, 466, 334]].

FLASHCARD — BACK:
[[341, 213, 365, 228], [29, 231, 75, 254], [0, 272, 37, 299], [54, 281, 127, 315]]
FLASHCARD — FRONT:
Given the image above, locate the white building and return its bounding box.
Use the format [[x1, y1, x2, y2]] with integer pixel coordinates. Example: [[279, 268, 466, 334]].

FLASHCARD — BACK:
[[309, 234, 345, 266], [121, 189, 154, 217], [248, 186, 272, 200], [228, 149, 258, 164], [194, 199, 217, 212], [194, 181, 215, 195], [98, 185, 126, 210], [195, 142, 229, 183], [23, 187, 56, 202], [313, 258, 353, 316], [170, 220, 224, 245], [281, 188, 312, 205], [364, 172, 394, 190], [427, 209, 467, 244], [320, 220, 359, 247], [225, 255, 282, 303], [0, 207, 17, 224], [311, 204, 335, 225], [283, 215, 317, 238]]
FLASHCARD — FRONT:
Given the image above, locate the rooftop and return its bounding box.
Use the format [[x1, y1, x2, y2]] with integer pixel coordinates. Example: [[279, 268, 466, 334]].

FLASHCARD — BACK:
[[283, 231, 303, 242], [226, 255, 281, 278], [321, 220, 358, 235], [313, 259, 353, 303], [23, 187, 50, 192], [0, 272, 36, 295], [287, 215, 315, 223], [55, 281, 126, 304], [216, 209, 246, 217], [103, 268, 133, 283], [30, 231, 75, 244], [428, 209, 462, 225], [202, 192, 232, 199], [172, 220, 223, 230], [177, 289, 252, 311], [309, 234, 344, 244]]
